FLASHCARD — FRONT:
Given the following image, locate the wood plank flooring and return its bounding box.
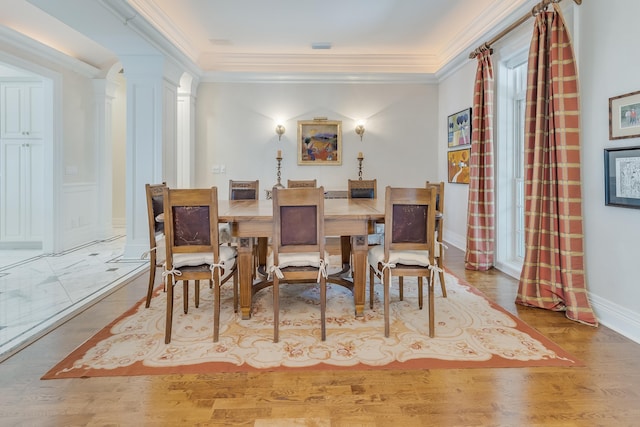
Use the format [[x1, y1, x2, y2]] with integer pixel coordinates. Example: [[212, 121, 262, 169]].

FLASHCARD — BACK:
[[1, 245, 639, 426]]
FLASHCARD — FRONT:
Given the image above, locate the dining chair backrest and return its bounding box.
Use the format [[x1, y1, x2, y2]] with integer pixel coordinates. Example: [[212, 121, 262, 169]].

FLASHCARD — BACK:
[[144, 182, 167, 308], [425, 181, 444, 213], [229, 179, 259, 200], [146, 182, 166, 238], [273, 186, 325, 258], [348, 178, 377, 199], [163, 187, 222, 267], [287, 179, 317, 188], [384, 186, 437, 260]]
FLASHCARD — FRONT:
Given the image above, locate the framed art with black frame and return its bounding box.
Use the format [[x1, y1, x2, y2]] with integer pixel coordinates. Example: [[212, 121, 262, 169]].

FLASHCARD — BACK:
[[604, 146, 640, 209]]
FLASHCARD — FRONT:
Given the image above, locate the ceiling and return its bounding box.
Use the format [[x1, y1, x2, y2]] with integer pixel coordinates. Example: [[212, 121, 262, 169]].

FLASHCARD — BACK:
[[3, 0, 537, 77]]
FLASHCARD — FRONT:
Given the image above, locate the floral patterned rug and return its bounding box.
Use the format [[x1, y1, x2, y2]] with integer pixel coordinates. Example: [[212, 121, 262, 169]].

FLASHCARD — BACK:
[[43, 269, 579, 379]]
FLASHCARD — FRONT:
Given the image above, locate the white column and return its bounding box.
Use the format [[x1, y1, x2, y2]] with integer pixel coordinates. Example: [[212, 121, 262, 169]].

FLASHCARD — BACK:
[[177, 73, 197, 188], [120, 54, 181, 259], [92, 78, 118, 239]]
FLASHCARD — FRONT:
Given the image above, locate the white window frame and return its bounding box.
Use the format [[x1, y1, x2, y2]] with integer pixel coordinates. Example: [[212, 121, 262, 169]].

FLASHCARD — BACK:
[[495, 50, 528, 279]]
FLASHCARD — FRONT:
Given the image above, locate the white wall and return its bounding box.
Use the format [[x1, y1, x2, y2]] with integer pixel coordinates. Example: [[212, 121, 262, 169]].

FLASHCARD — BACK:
[[438, 1, 640, 343], [0, 34, 106, 251], [578, 0, 640, 341], [194, 82, 440, 198], [437, 63, 476, 249]]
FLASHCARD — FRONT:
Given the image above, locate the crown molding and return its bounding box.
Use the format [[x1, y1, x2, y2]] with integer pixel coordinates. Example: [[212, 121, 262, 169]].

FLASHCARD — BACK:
[[200, 71, 438, 84], [97, 0, 201, 79], [0, 26, 102, 78], [197, 52, 440, 75]]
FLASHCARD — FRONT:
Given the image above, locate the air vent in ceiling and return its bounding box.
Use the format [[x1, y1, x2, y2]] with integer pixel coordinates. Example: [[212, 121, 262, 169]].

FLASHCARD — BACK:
[[311, 42, 332, 50]]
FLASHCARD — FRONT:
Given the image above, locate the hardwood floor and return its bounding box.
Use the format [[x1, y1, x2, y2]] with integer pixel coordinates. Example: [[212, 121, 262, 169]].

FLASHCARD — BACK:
[[1, 245, 639, 426]]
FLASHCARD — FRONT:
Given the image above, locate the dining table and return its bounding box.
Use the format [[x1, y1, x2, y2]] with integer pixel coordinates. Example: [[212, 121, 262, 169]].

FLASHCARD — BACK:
[[218, 197, 385, 319]]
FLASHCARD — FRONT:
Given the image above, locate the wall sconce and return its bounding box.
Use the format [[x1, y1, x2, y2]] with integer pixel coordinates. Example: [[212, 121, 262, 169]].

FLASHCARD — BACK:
[[275, 123, 285, 141], [355, 121, 365, 141]]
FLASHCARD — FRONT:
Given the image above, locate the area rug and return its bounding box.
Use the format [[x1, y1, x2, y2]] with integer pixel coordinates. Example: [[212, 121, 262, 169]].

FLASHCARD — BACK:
[[43, 268, 580, 379]]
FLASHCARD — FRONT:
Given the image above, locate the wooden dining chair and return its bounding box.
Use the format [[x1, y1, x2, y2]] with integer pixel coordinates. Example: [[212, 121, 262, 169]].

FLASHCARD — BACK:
[[269, 186, 328, 342], [144, 182, 166, 308], [229, 179, 259, 200], [368, 186, 440, 337], [425, 181, 447, 297], [162, 187, 238, 343], [227, 179, 261, 276], [348, 178, 377, 199], [287, 179, 317, 188], [339, 179, 381, 273]]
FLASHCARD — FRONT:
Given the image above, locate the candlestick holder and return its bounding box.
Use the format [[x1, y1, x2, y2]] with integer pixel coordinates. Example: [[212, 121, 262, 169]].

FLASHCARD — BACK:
[[275, 153, 284, 188], [266, 153, 285, 199], [357, 154, 364, 180]]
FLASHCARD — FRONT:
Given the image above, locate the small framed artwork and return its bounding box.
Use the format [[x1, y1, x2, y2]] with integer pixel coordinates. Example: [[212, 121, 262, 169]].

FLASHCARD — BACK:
[[297, 119, 342, 165], [609, 90, 640, 140], [447, 108, 472, 147], [604, 146, 640, 209], [447, 148, 470, 184]]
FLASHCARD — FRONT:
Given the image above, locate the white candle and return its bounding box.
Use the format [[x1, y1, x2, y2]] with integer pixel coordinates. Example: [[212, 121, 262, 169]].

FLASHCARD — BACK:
[[277, 150, 282, 158], [358, 152, 363, 158]]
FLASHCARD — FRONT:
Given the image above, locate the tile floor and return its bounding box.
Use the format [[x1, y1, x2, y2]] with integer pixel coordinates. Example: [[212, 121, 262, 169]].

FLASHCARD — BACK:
[[0, 229, 147, 361]]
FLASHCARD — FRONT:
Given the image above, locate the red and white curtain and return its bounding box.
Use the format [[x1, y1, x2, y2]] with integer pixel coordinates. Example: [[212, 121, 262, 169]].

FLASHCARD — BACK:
[[516, 4, 597, 326], [465, 48, 495, 271]]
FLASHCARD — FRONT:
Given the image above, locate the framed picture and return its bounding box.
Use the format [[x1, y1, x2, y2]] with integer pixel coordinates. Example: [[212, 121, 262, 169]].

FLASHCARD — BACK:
[[297, 119, 342, 165], [609, 90, 640, 140], [447, 108, 472, 147], [447, 148, 470, 184], [604, 146, 640, 209]]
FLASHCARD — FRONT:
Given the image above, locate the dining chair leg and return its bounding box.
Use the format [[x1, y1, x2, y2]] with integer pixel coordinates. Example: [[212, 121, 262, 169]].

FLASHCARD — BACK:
[[273, 278, 280, 343], [195, 280, 201, 308], [183, 281, 189, 314], [418, 277, 423, 309], [383, 270, 390, 338], [439, 269, 447, 298], [165, 281, 174, 344], [369, 265, 375, 309], [320, 278, 327, 341], [145, 254, 156, 308], [428, 277, 435, 338], [399, 277, 404, 301], [213, 279, 221, 342], [233, 269, 239, 313]]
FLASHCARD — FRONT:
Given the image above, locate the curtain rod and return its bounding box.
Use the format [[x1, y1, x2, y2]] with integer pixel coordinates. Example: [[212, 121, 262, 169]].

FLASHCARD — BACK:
[[468, 0, 582, 59]]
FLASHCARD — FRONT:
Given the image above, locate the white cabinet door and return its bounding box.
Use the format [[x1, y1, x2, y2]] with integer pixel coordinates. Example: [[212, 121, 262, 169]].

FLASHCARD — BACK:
[[0, 140, 43, 242], [1, 82, 44, 139]]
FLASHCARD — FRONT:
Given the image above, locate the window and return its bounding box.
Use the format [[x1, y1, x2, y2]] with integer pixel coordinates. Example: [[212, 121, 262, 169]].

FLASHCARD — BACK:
[[496, 54, 527, 278]]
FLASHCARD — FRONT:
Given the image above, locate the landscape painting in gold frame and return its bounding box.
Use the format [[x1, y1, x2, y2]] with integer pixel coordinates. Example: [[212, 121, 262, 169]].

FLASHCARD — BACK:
[[297, 119, 342, 165]]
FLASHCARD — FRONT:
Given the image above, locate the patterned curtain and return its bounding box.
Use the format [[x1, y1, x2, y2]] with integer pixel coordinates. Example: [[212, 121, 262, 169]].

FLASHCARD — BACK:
[[464, 48, 495, 271], [516, 4, 597, 326]]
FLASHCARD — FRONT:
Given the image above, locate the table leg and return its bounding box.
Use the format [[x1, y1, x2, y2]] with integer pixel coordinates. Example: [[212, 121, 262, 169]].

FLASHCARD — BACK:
[[237, 237, 254, 319], [351, 234, 368, 317]]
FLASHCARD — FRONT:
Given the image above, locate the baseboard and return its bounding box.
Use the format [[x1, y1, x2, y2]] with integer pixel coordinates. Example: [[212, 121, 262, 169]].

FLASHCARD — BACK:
[[0, 241, 42, 250], [444, 232, 640, 345], [444, 230, 466, 252], [589, 293, 640, 345]]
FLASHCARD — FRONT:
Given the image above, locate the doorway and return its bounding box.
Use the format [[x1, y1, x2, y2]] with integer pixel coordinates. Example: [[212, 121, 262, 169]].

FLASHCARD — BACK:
[[0, 60, 55, 256]]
